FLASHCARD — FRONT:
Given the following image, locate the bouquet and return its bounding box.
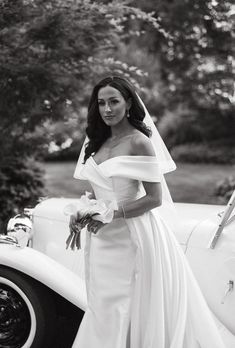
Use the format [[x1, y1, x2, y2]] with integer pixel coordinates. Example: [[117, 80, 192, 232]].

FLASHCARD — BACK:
[[64, 192, 117, 250]]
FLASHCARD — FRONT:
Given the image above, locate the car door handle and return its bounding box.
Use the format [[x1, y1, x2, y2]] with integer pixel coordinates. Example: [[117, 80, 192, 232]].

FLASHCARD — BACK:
[[221, 280, 234, 304]]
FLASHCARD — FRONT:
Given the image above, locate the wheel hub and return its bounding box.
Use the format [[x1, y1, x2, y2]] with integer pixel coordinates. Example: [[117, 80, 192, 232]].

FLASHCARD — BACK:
[[0, 285, 31, 348]]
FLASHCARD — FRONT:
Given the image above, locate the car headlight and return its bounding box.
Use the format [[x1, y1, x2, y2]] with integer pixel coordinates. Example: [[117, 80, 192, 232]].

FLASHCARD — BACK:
[[0, 234, 19, 246], [6, 210, 34, 248]]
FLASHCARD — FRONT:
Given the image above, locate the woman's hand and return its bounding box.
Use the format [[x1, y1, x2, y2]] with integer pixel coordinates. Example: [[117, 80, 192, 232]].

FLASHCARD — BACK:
[[69, 214, 82, 235], [70, 208, 108, 237], [113, 207, 123, 219], [87, 218, 106, 234]]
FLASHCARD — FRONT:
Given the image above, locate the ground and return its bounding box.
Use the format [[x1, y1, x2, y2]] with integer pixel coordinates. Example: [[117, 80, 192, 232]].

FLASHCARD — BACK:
[[43, 161, 235, 205]]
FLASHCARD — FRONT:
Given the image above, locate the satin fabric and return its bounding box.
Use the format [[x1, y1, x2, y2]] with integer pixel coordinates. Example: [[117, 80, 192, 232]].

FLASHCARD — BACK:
[[72, 156, 226, 348]]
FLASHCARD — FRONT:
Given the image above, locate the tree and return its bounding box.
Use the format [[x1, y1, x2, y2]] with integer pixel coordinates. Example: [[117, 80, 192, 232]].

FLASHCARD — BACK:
[[128, 0, 235, 146], [0, 0, 160, 226]]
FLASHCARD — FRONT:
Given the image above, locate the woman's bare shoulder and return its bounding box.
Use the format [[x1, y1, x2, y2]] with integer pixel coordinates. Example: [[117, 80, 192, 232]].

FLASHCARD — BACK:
[[131, 131, 155, 156]]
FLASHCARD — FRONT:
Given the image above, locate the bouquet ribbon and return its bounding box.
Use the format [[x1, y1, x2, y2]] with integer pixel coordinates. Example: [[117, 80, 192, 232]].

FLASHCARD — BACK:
[[64, 192, 117, 250]]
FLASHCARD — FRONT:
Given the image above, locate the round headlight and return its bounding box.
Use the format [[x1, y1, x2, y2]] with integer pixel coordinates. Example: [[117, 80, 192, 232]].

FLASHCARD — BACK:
[[7, 214, 34, 248]]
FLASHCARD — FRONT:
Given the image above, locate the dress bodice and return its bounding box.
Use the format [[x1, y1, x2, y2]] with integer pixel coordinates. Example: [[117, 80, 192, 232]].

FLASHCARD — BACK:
[[92, 173, 145, 204], [74, 156, 161, 204]]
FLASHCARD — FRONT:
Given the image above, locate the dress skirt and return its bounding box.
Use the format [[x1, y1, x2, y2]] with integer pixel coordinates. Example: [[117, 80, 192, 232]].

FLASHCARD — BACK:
[[72, 217, 136, 348], [72, 210, 226, 348]]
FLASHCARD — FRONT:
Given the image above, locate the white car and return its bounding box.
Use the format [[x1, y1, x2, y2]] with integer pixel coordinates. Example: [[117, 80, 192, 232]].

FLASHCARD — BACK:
[[0, 191, 235, 348]]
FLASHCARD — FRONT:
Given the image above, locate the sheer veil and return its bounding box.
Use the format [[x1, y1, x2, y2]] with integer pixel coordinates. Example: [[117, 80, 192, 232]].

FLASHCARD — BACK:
[[74, 93, 178, 229], [136, 94, 177, 228]]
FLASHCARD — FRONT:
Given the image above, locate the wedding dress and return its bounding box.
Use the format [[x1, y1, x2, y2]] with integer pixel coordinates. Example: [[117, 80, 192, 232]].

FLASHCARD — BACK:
[[71, 155, 227, 348]]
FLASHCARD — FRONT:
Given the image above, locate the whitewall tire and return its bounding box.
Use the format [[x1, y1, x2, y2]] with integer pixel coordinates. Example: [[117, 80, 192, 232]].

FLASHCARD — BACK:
[[0, 267, 56, 348]]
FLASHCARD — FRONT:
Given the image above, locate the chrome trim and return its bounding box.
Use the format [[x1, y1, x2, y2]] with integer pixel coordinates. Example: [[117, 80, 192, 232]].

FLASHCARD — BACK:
[[5, 210, 34, 248], [7, 214, 33, 234], [23, 207, 34, 218], [221, 280, 234, 304], [209, 190, 235, 249], [0, 235, 19, 246]]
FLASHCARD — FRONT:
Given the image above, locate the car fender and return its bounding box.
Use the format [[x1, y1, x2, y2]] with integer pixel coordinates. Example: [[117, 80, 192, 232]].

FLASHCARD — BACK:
[[0, 244, 87, 311]]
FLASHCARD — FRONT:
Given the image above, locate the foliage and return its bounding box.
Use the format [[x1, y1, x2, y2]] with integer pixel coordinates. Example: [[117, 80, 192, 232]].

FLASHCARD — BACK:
[[215, 176, 235, 203], [171, 141, 235, 164], [0, 157, 44, 229], [1, 0, 234, 226], [0, 0, 132, 142], [0, 0, 162, 148], [137, 0, 234, 106], [129, 0, 235, 145], [0, 0, 163, 224], [158, 104, 201, 149]]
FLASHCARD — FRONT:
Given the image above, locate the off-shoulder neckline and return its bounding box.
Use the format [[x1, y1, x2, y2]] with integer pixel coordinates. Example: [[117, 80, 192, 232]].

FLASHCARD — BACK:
[[90, 155, 157, 167]]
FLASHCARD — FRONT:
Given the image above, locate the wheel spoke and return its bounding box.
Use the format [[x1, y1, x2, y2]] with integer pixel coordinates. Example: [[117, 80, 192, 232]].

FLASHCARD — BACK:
[[0, 286, 31, 348]]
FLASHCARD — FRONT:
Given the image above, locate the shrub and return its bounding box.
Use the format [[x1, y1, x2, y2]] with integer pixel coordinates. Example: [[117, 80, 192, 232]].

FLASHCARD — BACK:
[[158, 105, 202, 149], [171, 142, 235, 164], [215, 176, 235, 203], [0, 157, 45, 230]]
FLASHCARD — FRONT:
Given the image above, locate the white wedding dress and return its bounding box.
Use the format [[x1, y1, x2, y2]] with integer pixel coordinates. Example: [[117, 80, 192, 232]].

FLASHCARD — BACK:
[[72, 155, 227, 348]]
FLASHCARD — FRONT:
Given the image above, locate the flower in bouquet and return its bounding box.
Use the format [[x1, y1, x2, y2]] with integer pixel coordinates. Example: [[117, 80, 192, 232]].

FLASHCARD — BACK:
[[64, 192, 117, 250]]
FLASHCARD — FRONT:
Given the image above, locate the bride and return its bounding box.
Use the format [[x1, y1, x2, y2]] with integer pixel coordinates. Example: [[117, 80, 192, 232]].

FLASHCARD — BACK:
[[70, 76, 226, 348]]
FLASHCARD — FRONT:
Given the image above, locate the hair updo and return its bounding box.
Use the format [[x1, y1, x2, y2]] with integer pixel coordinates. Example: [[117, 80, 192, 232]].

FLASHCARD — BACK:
[[84, 76, 152, 162]]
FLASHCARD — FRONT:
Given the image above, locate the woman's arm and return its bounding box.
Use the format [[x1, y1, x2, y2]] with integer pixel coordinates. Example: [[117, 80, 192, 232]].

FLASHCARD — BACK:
[[114, 182, 162, 219], [76, 179, 95, 199], [114, 133, 162, 219]]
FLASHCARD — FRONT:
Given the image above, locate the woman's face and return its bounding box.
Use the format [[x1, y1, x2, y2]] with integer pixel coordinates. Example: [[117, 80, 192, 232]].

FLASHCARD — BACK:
[[97, 85, 130, 126]]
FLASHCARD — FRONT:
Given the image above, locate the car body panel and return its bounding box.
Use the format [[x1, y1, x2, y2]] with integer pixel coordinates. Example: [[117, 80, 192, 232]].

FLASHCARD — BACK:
[[182, 213, 235, 335], [175, 202, 224, 246], [0, 244, 87, 311], [1, 192, 235, 342], [33, 198, 224, 247], [186, 246, 235, 334], [32, 198, 87, 281]]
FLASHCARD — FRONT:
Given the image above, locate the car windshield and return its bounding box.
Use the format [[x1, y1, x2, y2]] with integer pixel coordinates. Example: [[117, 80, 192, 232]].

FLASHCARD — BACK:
[[210, 190, 235, 249], [226, 190, 235, 225], [226, 191, 235, 225]]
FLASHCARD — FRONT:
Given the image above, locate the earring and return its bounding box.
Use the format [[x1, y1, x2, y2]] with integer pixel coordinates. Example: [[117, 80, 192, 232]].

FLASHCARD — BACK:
[[126, 110, 130, 118]]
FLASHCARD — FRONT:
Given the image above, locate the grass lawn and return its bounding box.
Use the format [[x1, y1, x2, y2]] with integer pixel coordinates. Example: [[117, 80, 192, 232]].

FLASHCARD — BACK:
[[43, 161, 235, 205]]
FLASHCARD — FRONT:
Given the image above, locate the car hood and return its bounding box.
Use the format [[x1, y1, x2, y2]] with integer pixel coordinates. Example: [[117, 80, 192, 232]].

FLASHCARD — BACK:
[[33, 198, 225, 246], [34, 198, 81, 222], [174, 202, 224, 245]]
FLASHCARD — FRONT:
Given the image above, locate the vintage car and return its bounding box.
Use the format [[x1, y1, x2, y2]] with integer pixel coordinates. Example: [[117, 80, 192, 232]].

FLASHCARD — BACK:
[[0, 190, 235, 348]]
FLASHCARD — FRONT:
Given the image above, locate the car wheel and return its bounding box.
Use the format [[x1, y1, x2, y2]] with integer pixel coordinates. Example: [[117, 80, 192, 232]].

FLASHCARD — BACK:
[[0, 266, 56, 348]]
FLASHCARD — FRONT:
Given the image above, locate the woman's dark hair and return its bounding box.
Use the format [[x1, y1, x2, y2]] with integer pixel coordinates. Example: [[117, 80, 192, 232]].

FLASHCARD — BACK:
[[84, 76, 152, 162]]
